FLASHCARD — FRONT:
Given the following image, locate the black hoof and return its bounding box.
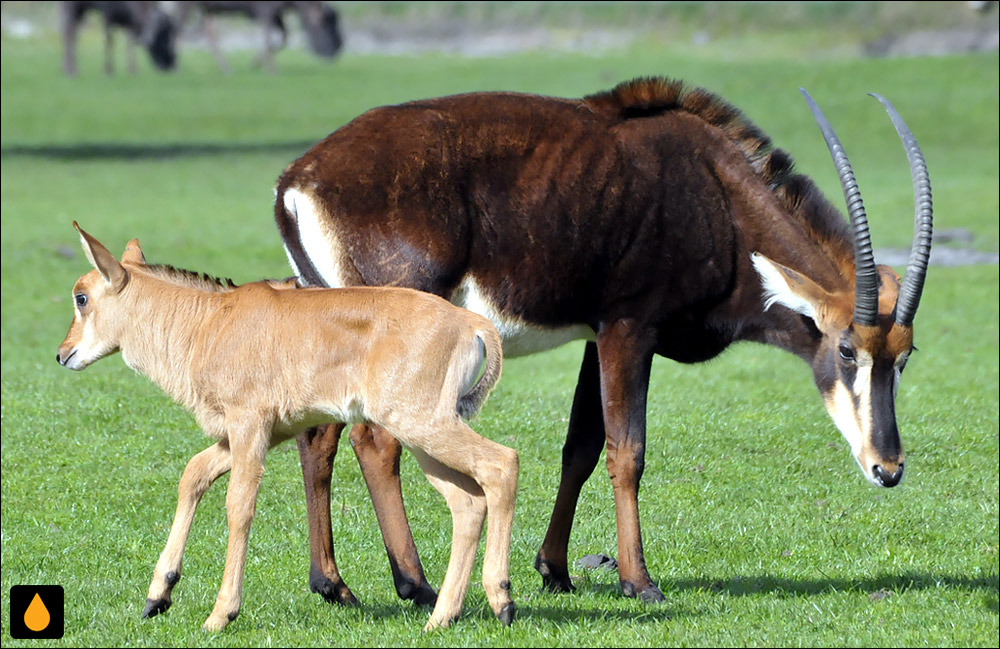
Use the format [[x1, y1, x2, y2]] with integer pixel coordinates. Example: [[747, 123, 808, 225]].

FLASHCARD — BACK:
[[409, 584, 438, 608], [309, 569, 359, 607], [497, 601, 515, 626], [142, 597, 171, 619], [535, 555, 575, 593], [395, 576, 438, 608], [621, 581, 665, 603]]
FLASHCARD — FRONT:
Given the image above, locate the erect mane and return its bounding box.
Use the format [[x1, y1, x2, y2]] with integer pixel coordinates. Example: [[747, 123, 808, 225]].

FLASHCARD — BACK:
[[139, 263, 239, 292], [136, 263, 302, 293], [584, 77, 854, 270]]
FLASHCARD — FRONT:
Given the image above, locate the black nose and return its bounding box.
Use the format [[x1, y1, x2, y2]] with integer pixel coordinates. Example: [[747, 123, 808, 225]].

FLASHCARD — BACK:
[[873, 464, 904, 487]]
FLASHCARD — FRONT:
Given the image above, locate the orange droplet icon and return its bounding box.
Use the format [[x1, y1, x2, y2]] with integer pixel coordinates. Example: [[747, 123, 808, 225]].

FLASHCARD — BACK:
[[24, 592, 51, 632]]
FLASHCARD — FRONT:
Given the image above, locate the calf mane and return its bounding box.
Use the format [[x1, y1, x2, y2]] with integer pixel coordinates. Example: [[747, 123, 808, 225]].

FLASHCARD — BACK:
[[585, 77, 854, 273], [138, 264, 238, 292], [137, 263, 300, 293]]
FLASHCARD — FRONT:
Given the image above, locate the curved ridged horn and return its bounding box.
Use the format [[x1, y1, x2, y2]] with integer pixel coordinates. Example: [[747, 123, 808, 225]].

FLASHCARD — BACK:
[[869, 93, 933, 328], [800, 88, 879, 327]]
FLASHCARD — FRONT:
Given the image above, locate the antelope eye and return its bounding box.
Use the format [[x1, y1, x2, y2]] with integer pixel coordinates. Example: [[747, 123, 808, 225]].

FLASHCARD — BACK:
[[838, 345, 856, 362], [75, 293, 88, 308]]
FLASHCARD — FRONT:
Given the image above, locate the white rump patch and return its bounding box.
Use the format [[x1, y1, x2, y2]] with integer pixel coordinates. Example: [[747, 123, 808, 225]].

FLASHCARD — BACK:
[[284, 187, 348, 288], [751, 252, 817, 320], [450, 275, 593, 358]]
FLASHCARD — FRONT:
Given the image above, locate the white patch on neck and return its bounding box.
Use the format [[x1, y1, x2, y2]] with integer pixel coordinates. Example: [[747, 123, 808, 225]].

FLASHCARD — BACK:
[[750, 252, 817, 321], [285, 187, 347, 288], [450, 275, 593, 358]]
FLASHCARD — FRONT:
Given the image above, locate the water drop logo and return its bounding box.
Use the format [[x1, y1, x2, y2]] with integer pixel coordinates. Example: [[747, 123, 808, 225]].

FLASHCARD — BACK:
[[9, 585, 64, 639]]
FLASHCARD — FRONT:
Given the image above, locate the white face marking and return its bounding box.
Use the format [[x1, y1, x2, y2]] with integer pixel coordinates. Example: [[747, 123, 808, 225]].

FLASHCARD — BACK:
[[824, 350, 880, 485], [285, 187, 348, 288], [63, 310, 114, 371], [450, 276, 593, 358]]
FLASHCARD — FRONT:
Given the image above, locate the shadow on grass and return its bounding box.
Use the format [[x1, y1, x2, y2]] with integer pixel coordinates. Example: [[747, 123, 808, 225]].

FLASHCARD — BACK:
[[0, 140, 319, 160], [665, 571, 998, 611], [348, 598, 680, 625]]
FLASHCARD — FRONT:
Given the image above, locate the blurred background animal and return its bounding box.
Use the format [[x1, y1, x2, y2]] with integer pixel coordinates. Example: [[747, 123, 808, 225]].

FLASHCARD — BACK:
[[60, 1, 177, 76], [176, 1, 342, 73]]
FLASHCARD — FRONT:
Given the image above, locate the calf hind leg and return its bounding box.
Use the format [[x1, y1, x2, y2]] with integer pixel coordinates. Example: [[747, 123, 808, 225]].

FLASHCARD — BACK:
[[406, 422, 518, 630]]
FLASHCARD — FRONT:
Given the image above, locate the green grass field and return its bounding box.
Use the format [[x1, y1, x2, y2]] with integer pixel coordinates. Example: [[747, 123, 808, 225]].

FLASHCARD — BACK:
[[1, 3, 997, 647]]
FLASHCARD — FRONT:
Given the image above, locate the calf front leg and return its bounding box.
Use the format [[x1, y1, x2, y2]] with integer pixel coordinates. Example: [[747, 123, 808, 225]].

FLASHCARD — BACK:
[[203, 432, 268, 631], [597, 319, 663, 603], [144, 440, 232, 619]]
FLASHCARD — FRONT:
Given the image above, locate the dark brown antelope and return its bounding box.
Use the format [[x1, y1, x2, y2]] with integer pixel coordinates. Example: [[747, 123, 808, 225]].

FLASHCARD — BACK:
[[61, 1, 177, 77], [274, 77, 933, 604], [56, 223, 516, 631]]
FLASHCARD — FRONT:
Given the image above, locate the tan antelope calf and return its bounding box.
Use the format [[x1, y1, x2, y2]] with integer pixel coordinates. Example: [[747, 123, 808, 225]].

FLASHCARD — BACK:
[[56, 223, 517, 631]]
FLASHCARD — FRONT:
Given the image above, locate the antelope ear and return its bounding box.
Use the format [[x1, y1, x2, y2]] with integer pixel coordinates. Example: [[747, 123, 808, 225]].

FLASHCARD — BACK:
[[751, 252, 829, 323], [75, 222, 128, 291], [122, 238, 146, 265]]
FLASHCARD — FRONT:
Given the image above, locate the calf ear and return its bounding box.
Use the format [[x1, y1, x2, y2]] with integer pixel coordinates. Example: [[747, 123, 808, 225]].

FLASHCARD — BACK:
[[751, 252, 829, 325], [74, 222, 128, 291], [122, 238, 146, 265]]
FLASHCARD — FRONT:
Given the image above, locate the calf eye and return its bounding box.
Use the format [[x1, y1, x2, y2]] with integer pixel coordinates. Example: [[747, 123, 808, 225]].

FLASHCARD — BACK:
[[838, 345, 856, 362], [75, 293, 88, 308]]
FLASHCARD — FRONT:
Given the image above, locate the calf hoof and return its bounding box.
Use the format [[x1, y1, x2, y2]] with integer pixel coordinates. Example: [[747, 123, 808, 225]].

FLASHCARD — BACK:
[[309, 568, 359, 607], [497, 601, 515, 626], [534, 555, 575, 593], [141, 597, 171, 619]]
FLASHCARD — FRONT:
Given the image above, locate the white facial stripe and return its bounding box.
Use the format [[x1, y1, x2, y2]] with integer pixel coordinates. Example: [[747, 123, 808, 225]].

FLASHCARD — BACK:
[[750, 253, 817, 320], [826, 380, 863, 456], [65, 314, 110, 370], [825, 356, 882, 485], [286, 187, 347, 288]]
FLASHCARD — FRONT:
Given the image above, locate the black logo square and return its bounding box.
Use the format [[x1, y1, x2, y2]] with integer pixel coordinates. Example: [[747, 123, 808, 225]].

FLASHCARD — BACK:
[[9, 585, 64, 639]]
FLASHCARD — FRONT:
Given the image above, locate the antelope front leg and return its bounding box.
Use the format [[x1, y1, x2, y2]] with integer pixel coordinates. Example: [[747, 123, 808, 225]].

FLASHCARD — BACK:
[[144, 440, 232, 619], [596, 319, 663, 603], [297, 424, 358, 606], [203, 434, 267, 631]]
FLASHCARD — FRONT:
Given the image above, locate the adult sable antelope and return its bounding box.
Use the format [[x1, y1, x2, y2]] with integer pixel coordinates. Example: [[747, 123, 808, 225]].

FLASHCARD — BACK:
[[274, 77, 933, 604], [56, 224, 516, 631]]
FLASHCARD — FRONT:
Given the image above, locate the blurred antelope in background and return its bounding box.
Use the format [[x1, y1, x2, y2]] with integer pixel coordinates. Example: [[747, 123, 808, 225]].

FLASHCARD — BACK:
[[176, 1, 342, 73], [56, 223, 516, 631], [61, 1, 177, 76], [274, 78, 933, 605]]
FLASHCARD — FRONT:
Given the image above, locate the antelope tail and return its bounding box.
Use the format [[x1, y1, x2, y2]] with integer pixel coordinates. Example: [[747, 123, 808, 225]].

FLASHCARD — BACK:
[[457, 327, 503, 420]]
